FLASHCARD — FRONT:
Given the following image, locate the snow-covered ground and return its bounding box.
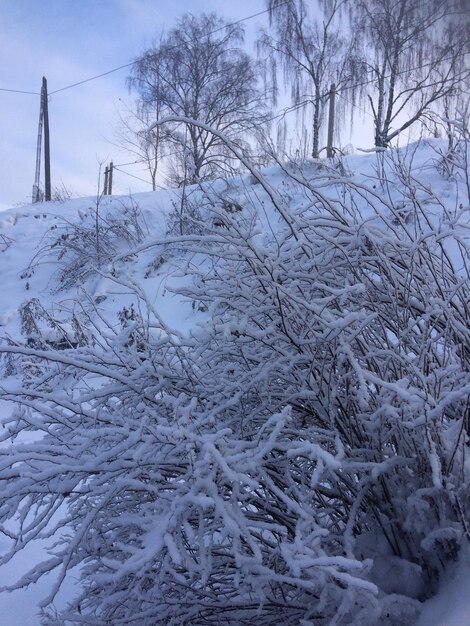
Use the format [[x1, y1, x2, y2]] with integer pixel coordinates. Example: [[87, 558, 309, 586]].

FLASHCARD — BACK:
[[0, 140, 469, 624], [414, 544, 470, 626]]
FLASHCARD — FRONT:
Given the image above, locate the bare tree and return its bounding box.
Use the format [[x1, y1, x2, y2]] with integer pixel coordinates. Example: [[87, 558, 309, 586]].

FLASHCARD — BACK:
[[129, 13, 267, 186], [260, 0, 364, 158], [356, 0, 470, 147]]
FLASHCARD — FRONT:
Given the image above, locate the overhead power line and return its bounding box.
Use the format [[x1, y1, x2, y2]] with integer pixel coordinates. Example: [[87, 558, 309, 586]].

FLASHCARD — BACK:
[[0, 3, 289, 97], [0, 87, 41, 95], [276, 50, 470, 121], [337, 93, 375, 119], [49, 2, 289, 96], [1, 9, 467, 100], [338, 50, 470, 96], [113, 159, 143, 168], [113, 166, 154, 186], [49, 62, 136, 95]]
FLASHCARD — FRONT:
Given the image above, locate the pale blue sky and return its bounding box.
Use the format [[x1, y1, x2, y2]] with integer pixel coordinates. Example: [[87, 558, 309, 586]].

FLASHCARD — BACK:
[[0, 0, 268, 206]]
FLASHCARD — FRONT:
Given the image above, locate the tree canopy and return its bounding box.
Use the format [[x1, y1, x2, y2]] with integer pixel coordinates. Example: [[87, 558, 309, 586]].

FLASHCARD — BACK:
[[130, 13, 267, 185]]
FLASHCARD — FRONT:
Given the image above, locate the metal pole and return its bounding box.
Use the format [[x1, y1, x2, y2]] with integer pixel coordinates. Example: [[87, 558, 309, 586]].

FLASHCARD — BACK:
[[327, 83, 336, 159], [42, 77, 51, 201]]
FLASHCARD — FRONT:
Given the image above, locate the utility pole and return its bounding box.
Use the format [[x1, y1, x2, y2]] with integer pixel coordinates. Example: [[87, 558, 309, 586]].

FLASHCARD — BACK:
[[107, 161, 113, 195], [32, 76, 51, 202], [326, 83, 336, 159], [32, 82, 45, 202], [42, 77, 51, 201], [103, 166, 109, 195], [102, 162, 113, 195]]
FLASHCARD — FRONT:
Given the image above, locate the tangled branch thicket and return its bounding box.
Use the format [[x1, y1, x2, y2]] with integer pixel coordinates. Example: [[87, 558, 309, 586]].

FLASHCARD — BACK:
[[26, 196, 148, 291], [0, 140, 469, 625]]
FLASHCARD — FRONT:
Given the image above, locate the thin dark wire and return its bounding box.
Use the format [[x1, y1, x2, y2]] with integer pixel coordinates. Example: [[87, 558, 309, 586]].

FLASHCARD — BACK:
[[49, 62, 136, 95], [115, 98, 359, 172], [0, 87, 41, 95], [111, 67, 468, 170], [269, 100, 313, 121], [3, 13, 467, 100], [49, 2, 289, 96], [113, 166, 154, 186], [113, 159, 142, 168], [337, 93, 375, 119], [338, 50, 470, 95], [47, 46, 470, 99], [274, 50, 470, 120], [114, 145, 185, 169]]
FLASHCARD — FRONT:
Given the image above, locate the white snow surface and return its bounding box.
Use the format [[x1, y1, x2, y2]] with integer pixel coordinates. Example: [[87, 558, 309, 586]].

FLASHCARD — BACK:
[[414, 544, 470, 626], [0, 140, 469, 624]]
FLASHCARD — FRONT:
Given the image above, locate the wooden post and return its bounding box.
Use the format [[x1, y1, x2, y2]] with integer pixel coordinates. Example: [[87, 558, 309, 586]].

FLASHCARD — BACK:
[[32, 77, 51, 202], [327, 83, 336, 159], [42, 77, 51, 201], [108, 161, 113, 195], [103, 166, 109, 195]]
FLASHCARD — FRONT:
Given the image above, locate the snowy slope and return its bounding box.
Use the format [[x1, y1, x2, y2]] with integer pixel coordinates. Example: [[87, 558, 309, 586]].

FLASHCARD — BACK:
[[0, 140, 469, 625], [1, 139, 467, 345]]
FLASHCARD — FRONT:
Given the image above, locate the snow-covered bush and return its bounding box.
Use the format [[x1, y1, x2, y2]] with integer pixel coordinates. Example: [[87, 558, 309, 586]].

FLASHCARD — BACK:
[[51, 183, 75, 203], [166, 186, 205, 237], [165, 179, 246, 237], [0, 139, 469, 625], [30, 195, 147, 290], [18, 298, 88, 351], [430, 109, 470, 204]]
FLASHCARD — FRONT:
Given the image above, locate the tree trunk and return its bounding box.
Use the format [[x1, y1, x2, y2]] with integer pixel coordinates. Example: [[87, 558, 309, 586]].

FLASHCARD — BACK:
[[312, 84, 321, 158]]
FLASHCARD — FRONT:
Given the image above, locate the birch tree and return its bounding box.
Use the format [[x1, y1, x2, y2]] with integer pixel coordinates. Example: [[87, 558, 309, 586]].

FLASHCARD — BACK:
[[259, 0, 364, 158], [129, 13, 267, 186], [356, 0, 470, 147]]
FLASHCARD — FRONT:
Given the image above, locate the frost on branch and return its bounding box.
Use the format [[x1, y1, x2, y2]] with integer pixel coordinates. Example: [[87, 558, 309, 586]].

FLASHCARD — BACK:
[[0, 137, 469, 625]]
